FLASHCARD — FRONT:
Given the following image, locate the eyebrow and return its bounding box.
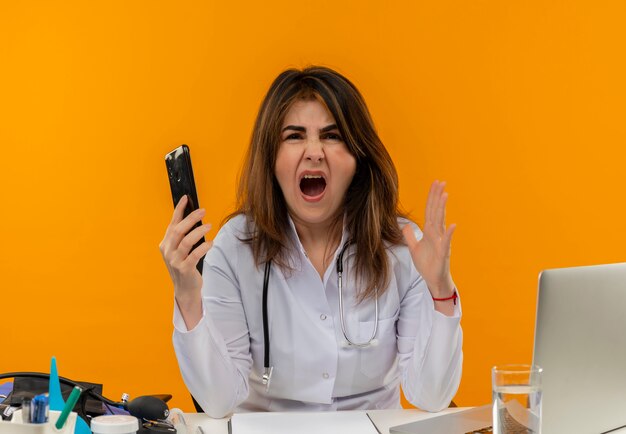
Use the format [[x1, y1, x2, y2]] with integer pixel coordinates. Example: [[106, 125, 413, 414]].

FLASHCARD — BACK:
[[281, 124, 339, 133]]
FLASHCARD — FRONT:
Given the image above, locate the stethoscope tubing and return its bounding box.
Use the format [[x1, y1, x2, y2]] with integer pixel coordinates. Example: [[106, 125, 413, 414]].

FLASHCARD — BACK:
[[338, 271, 379, 348], [262, 260, 272, 387], [261, 240, 379, 388]]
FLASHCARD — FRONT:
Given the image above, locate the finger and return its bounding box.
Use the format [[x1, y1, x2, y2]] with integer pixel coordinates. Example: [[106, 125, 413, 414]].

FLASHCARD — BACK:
[[443, 223, 456, 257], [425, 181, 438, 224], [162, 207, 206, 256], [436, 191, 448, 233], [402, 224, 419, 252], [183, 240, 214, 269], [428, 181, 440, 225], [429, 181, 443, 229], [160, 197, 189, 255], [176, 206, 207, 232], [170, 207, 206, 243], [437, 180, 446, 200], [177, 223, 212, 259], [430, 181, 446, 227], [163, 195, 191, 244], [170, 195, 189, 225]]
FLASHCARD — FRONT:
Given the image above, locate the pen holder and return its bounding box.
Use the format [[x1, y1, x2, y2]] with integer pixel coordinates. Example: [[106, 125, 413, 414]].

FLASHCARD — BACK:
[[0, 410, 78, 434]]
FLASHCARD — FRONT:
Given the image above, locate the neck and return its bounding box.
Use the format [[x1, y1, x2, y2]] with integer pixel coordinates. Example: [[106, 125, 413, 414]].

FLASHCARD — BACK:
[[290, 214, 343, 260]]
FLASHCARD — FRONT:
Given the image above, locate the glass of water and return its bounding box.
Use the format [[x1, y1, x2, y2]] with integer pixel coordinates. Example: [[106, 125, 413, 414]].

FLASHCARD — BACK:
[[492, 364, 543, 434]]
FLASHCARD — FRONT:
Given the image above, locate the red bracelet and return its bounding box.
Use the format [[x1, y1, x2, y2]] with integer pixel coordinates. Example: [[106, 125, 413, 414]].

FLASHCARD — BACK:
[[432, 290, 458, 305]]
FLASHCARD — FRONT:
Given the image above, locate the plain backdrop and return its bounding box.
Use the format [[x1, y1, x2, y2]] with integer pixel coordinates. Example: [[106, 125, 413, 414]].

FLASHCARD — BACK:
[[1, 0, 625, 412]]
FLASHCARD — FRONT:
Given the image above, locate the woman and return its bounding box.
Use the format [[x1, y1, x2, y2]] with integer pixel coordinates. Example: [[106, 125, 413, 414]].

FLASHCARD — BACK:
[[159, 66, 462, 418]]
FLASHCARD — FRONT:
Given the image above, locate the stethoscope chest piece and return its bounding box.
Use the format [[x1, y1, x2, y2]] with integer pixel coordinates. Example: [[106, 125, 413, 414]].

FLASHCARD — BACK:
[[262, 366, 273, 392]]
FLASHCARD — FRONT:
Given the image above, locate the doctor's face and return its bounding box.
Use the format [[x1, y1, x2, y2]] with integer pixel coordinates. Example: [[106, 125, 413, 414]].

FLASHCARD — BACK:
[[274, 99, 356, 229]]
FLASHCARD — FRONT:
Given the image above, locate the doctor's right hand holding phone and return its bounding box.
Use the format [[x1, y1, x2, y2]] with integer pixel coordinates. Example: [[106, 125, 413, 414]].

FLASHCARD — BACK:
[[159, 195, 212, 330]]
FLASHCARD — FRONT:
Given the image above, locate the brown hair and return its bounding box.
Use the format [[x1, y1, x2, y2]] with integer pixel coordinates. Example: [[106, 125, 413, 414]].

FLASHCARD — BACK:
[[229, 66, 405, 301]]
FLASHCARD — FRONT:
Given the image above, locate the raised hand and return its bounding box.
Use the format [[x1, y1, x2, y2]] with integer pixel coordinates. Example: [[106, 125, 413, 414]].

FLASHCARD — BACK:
[[402, 180, 456, 300]]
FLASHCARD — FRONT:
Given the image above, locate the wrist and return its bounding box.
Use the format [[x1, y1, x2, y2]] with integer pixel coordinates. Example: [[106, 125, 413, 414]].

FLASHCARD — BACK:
[[432, 289, 458, 305], [175, 291, 203, 331], [175, 289, 202, 313], [428, 276, 455, 299]]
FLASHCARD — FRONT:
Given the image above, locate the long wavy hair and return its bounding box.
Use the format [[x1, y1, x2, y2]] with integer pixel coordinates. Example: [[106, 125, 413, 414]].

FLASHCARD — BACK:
[[229, 66, 405, 301]]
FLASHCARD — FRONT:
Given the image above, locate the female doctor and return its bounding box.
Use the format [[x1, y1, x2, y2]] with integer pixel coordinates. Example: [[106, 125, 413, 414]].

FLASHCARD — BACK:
[[159, 66, 462, 418]]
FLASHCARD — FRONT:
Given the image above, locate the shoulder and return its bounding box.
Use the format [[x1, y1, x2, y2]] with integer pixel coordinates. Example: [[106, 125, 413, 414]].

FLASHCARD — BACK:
[[213, 213, 254, 247], [205, 214, 256, 272]]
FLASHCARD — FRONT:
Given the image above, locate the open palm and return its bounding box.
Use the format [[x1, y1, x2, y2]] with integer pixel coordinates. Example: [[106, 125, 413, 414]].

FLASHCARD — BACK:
[[402, 181, 456, 298]]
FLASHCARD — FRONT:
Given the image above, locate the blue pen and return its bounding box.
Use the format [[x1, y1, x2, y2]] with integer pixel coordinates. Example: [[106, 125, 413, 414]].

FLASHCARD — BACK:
[[31, 394, 49, 424]]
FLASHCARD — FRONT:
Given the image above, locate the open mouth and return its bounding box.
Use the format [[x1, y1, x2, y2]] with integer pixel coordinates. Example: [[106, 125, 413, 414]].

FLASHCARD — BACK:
[[299, 174, 327, 198]]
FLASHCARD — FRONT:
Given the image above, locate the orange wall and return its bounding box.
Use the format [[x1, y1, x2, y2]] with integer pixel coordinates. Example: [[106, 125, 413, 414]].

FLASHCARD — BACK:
[[1, 1, 625, 412]]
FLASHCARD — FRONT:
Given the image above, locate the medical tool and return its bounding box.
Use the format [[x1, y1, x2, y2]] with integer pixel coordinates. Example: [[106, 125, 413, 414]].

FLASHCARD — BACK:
[[261, 241, 379, 390]]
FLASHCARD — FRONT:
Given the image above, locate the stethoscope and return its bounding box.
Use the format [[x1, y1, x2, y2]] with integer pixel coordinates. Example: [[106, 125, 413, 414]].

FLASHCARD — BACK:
[[261, 240, 379, 391]]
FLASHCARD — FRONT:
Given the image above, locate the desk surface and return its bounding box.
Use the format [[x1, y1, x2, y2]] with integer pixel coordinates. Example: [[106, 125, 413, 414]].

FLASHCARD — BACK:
[[182, 408, 626, 434], [183, 408, 464, 434]]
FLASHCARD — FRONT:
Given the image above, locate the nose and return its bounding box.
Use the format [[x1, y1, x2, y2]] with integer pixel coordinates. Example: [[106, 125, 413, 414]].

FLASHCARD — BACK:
[[304, 139, 324, 163]]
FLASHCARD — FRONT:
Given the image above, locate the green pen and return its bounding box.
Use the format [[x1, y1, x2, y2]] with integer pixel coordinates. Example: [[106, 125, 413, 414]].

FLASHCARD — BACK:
[[55, 386, 82, 430]]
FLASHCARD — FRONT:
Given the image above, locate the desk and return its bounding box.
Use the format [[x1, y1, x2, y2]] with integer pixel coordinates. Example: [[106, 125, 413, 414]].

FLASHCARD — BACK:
[[182, 407, 467, 434], [182, 408, 626, 434]]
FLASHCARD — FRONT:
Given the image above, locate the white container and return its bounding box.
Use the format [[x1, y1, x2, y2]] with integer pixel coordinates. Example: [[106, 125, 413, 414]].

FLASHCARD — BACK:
[[0, 410, 77, 434], [90, 416, 138, 434]]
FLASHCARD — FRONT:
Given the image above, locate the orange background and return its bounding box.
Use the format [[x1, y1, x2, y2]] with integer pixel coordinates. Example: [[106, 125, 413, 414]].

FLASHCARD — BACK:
[[1, 0, 625, 412]]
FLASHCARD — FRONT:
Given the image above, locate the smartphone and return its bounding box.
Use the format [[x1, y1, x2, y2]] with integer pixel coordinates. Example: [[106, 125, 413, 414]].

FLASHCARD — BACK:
[[165, 144, 205, 274]]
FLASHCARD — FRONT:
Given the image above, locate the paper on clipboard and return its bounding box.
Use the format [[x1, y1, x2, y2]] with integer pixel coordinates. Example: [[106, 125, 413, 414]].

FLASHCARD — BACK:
[[229, 410, 379, 434]]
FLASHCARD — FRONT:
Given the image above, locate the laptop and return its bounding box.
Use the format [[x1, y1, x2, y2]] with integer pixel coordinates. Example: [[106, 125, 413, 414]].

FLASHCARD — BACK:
[[533, 262, 626, 434], [389, 405, 492, 433], [391, 262, 626, 434]]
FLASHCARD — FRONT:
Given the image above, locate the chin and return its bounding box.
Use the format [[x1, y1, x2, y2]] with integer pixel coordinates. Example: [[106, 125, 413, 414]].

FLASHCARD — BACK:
[[290, 206, 341, 226]]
